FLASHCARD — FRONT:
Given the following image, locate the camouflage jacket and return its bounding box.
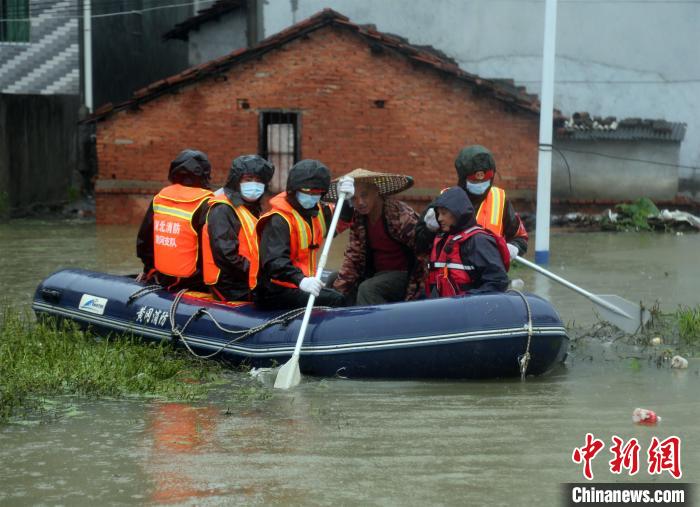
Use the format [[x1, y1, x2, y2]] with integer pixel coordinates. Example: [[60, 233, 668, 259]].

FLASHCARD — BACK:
[[333, 198, 426, 301]]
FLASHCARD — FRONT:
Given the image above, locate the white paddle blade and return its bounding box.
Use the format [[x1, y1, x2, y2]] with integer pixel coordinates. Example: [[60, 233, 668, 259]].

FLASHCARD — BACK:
[[595, 295, 650, 335], [274, 357, 301, 390]]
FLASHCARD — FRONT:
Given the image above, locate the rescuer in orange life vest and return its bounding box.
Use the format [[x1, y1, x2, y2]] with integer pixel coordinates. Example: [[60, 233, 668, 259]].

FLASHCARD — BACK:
[[427, 186, 509, 297], [255, 160, 355, 310], [136, 149, 213, 290], [201, 155, 275, 302], [416, 145, 529, 259]]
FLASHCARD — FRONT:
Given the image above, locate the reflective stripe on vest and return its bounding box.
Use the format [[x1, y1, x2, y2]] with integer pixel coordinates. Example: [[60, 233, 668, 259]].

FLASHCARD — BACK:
[[430, 262, 475, 271], [201, 195, 259, 290], [427, 226, 484, 297], [257, 192, 328, 289], [476, 186, 506, 236], [152, 184, 212, 278]]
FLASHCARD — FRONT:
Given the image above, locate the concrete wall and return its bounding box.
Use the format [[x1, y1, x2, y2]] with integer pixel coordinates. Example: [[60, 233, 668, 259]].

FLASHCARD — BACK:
[[188, 9, 248, 66], [263, 0, 700, 190], [0, 94, 80, 213], [0, 0, 79, 94], [551, 140, 679, 201]]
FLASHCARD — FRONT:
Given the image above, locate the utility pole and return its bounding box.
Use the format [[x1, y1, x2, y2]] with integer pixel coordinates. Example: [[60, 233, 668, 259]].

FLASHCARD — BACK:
[[83, 0, 93, 112], [534, 0, 558, 265]]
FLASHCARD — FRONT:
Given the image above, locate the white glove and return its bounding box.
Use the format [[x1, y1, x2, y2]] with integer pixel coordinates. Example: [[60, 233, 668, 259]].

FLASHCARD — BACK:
[[507, 243, 519, 260], [424, 207, 439, 232], [510, 278, 525, 290], [299, 276, 324, 297], [337, 175, 355, 199]]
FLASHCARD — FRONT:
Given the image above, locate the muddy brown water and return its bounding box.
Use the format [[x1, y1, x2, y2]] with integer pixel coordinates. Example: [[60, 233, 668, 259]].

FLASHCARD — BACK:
[[1, 220, 698, 505]]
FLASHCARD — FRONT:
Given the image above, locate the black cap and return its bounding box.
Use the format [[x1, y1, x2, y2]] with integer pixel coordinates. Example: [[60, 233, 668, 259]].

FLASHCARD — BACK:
[[225, 154, 275, 190], [168, 149, 212, 186], [286, 159, 331, 193]]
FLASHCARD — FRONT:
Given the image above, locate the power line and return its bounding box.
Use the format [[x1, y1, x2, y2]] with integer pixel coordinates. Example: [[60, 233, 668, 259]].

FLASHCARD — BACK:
[[0, 0, 199, 21], [0, 0, 197, 16], [554, 146, 700, 171], [1, 0, 699, 19]]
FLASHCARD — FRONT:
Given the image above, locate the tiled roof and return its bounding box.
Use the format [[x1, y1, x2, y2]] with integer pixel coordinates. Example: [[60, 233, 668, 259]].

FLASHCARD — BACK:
[[163, 0, 247, 41], [556, 112, 686, 142], [87, 9, 547, 123]]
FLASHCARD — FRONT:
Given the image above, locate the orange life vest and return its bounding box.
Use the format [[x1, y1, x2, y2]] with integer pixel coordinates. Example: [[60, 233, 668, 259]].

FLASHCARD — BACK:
[[152, 184, 213, 278], [475, 186, 506, 237], [256, 192, 328, 289], [201, 195, 259, 289]]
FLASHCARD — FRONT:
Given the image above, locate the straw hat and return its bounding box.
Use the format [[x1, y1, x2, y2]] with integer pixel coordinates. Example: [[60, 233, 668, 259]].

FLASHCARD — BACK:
[[327, 168, 414, 199]]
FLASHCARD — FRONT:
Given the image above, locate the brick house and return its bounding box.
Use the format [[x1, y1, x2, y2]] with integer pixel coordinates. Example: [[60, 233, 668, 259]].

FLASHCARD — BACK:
[[88, 9, 546, 224]]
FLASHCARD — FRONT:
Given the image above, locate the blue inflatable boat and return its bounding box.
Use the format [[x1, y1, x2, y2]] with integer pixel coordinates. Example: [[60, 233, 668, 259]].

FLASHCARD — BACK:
[[33, 269, 568, 379]]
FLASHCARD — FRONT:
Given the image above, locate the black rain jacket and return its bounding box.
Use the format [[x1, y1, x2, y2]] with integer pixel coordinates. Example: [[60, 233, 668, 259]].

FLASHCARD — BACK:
[[429, 187, 509, 295]]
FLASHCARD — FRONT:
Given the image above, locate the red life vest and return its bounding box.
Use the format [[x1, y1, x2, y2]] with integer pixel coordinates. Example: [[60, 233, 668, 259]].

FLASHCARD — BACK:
[[201, 195, 260, 290], [427, 225, 510, 297], [256, 192, 328, 289], [152, 184, 213, 278]]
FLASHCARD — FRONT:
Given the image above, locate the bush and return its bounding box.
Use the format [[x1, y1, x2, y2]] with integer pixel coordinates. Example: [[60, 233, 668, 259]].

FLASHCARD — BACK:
[[0, 310, 221, 422], [612, 197, 659, 231]]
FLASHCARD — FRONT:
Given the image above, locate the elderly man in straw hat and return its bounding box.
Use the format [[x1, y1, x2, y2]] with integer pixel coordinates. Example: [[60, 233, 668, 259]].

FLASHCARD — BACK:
[[329, 168, 426, 305]]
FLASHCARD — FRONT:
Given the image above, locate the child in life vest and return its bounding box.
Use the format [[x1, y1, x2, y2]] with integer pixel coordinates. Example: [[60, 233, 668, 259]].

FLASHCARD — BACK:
[[427, 186, 509, 298]]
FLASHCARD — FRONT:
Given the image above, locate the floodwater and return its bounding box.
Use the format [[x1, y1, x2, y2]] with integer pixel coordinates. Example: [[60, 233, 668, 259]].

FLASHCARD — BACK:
[[1, 219, 699, 506]]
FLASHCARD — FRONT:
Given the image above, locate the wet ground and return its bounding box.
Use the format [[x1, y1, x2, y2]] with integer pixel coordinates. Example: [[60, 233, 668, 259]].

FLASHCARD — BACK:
[[1, 220, 698, 505]]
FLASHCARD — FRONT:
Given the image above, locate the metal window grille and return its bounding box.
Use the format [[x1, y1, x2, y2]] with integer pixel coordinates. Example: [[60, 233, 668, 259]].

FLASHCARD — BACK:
[[260, 111, 300, 192], [0, 0, 30, 42]]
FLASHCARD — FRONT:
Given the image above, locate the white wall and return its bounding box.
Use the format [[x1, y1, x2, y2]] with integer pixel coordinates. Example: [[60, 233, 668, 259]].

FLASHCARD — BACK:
[[263, 0, 700, 186], [552, 140, 679, 201]]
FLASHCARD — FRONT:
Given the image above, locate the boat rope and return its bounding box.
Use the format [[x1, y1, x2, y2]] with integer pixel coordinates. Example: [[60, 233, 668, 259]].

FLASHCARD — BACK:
[[166, 289, 330, 360], [508, 289, 533, 380], [127, 284, 164, 303]]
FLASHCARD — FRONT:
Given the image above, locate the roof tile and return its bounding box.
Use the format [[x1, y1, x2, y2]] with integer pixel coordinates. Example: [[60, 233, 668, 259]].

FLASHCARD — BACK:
[[85, 9, 551, 122]]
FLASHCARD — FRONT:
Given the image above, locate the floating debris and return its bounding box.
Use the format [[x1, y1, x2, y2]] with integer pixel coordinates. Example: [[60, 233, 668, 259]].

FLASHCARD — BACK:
[[671, 355, 689, 369], [633, 408, 660, 425]]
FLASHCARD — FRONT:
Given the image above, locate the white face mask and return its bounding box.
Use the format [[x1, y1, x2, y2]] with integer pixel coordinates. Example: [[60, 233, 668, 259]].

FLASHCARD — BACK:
[[296, 191, 321, 209], [240, 182, 265, 202], [466, 180, 491, 195]]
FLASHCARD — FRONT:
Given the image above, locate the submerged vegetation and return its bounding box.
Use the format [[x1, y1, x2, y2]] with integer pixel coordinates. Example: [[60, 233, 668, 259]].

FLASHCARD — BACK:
[[568, 303, 700, 362], [603, 197, 660, 232], [0, 310, 224, 423], [677, 305, 700, 346]]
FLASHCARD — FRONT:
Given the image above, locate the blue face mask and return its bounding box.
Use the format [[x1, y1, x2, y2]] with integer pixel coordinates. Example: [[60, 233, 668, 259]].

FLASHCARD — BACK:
[[466, 180, 491, 195], [296, 191, 321, 209], [240, 182, 265, 202]]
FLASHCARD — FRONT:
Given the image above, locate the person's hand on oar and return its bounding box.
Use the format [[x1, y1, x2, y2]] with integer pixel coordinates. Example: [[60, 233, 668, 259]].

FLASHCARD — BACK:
[[299, 277, 324, 297], [274, 180, 353, 390]]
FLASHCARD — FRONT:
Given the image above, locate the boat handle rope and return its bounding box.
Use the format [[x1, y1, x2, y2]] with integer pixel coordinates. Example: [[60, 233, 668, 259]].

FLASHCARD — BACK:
[[166, 289, 331, 360], [507, 289, 533, 380], [127, 284, 164, 304]]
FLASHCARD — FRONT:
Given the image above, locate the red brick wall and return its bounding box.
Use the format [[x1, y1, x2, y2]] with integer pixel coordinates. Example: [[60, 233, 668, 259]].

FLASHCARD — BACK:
[[96, 26, 539, 224]]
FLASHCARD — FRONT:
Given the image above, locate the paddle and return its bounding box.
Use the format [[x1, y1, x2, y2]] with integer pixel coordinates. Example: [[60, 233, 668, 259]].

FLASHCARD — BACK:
[[514, 256, 650, 334], [273, 192, 348, 390]]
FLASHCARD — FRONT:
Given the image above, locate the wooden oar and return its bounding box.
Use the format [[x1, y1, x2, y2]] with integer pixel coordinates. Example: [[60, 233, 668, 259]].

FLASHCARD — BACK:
[[514, 256, 650, 334], [274, 193, 348, 390]]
